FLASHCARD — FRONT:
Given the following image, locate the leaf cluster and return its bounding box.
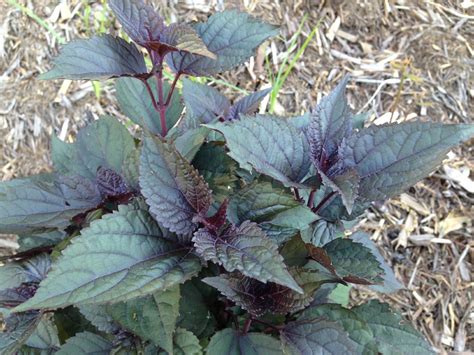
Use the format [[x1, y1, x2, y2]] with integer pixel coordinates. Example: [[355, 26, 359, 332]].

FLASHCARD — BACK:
[[1, 0, 473, 353]]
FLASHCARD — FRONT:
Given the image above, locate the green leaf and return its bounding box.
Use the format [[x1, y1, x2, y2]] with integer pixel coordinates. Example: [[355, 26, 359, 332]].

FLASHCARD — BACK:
[[280, 318, 357, 355], [14, 203, 201, 311], [172, 327, 202, 355], [115, 77, 183, 135], [226, 88, 272, 120], [353, 111, 371, 130], [207, 115, 312, 188], [207, 328, 281, 355], [193, 221, 302, 293], [56, 332, 112, 355], [181, 79, 230, 128], [0, 313, 43, 354], [301, 219, 344, 247], [17, 231, 66, 252], [0, 254, 51, 291], [308, 237, 384, 285], [174, 127, 210, 161], [54, 307, 98, 343], [351, 232, 403, 293], [0, 174, 101, 234], [167, 10, 279, 76], [23, 317, 60, 353], [177, 280, 217, 338], [40, 35, 146, 80], [140, 135, 212, 234], [77, 304, 120, 333], [51, 116, 139, 187], [228, 180, 317, 244], [351, 300, 433, 355], [342, 122, 474, 201], [106, 286, 180, 353], [192, 142, 238, 204], [203, 269, 326, 317], [163, 24, 216, 58], [300, 304, 378, 354]]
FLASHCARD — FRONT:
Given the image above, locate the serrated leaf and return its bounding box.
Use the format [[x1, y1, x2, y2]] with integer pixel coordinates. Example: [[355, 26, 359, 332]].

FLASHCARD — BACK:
[[226, 88, 272, 120], [140, 135, 212, 234], [109, 0, 164, 47], [308, 76, 352, 166], [181, 79, 230, 128], [77, 304, 120, 333], [193, 221, 302, 293], [14, 204, 201, 311], [351, 300, 433, 355], [228, 180, 316, 244], [207, 328, 281, 355], [54, 307, 98, 343], [308, 238, 384, 285], [0, 312, 43, 354], [0, 174, 101, 234], [106, 286, 180, 353], [177, 279, 217, 339], [56, 331, 112, 355], [301, 219, 344, 247], [40, 35, 146, 80], [162, 24, 215, 58], [52, 116, 139, 187], [115, 77, 183, 135], [342, 122, 474, 201], [299, 304, 378, 354], [280, 318, 357, 355], [351, 232, 403, 293], [23, 317, 60, 353], [174, 127, 209, 161], [203, 269, 327, 317], [207, 115, 312, 188], [192, 143, 238, 204], [172, 328, 202, 355], [17, 231, 66, 253], [167, 10, 278, 76], [0, 254, 51, 291], [353, 111, 370, 130]]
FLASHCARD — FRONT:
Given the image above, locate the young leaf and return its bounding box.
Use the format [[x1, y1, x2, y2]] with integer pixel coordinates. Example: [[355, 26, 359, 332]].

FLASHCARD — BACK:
[[140, 135, 212, 234], [206, 328, 281, 355], [207, 115, 312, 188], [108, 0, 164, 47], [0, 174, 101, 234], [51, 116, 139, 187], [14, 203, 201, 311], [162, 24, 216, 58], [115, 77, 183, 135], [182, 79, 230, 127], [308, 76, 352, 166], [299, 304, 378, 354], [228, 180, 317, 243], [193, 221, 303, 293], [351, 232, 403, 293], [40, 35, 147, 80], [226, 88, 272, 120], [351, 300, 433, 355], [280, 318, 357, 355], [307, 238, 384, 285], [56, 331, 112, 355], [167, 10, 279, 76], [173, 328, 202, 355], [203, 269, 327, 317], [342, 122, 474, 201]]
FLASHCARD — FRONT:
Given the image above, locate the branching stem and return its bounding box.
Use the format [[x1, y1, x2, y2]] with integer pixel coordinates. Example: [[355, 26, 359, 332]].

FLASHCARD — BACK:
[[165, 72, 181, 106]]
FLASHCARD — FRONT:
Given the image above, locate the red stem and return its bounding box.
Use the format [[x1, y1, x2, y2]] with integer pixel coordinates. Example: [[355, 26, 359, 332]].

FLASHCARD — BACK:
[[165, 72, 181, 106], [155, 56, 168, 137], [142, 79, 160, 113], [293, 188, 301, 202], [312, 191, 337, 214]]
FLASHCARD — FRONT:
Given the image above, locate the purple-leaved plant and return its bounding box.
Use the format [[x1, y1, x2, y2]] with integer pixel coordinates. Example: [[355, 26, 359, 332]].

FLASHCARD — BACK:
[[1, 0, 473, 353]]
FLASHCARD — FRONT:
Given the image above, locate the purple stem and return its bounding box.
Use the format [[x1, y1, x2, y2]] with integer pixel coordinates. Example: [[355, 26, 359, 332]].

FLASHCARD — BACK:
[[307, 189, 316, 208], [165, 72, 181, 106], [155, 56, 168, 137], [312, 191, 337, 214]]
